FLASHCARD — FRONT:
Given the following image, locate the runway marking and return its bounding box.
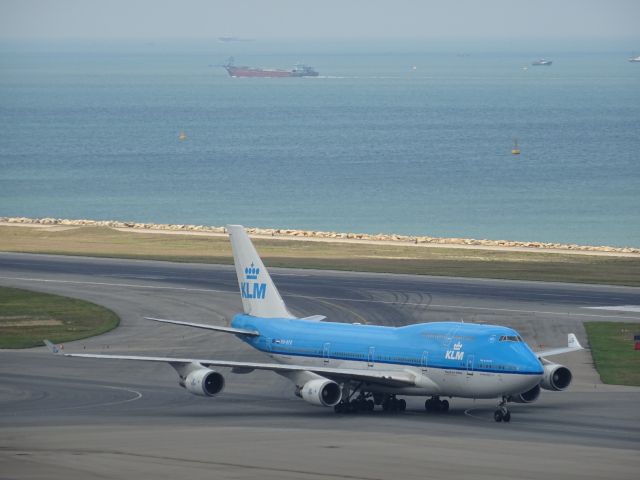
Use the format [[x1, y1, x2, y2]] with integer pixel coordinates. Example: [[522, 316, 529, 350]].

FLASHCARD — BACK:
[[0, 275, 232, 294], [0, 448, 386, 480], [464, 408, 493, 422], [583, 305, 640, 313], [288, 293, 640, 320], [2, 276, 639, 321], [97, 385, 144, 407], [39, 385, 143, 412]]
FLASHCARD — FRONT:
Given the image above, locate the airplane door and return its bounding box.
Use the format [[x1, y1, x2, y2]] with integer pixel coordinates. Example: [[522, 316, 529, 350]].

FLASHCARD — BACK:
[[265, 337, 272, 352], [323, 342, 331, 364], [367, 346, 375, 367], [421, 351, 429, 375], [466, 354, 474, 376]]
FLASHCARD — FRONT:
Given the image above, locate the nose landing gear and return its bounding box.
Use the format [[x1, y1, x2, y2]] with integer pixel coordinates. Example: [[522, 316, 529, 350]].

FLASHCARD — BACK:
[[494, 397, 511, 422]]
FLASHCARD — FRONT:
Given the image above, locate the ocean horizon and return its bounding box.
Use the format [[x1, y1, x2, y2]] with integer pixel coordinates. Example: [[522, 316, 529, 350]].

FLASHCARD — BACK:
[[1, 40, 639, 247]]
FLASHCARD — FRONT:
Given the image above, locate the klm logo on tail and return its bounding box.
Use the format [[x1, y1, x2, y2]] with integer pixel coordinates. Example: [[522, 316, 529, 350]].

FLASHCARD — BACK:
[[241, 263, 267, 299]]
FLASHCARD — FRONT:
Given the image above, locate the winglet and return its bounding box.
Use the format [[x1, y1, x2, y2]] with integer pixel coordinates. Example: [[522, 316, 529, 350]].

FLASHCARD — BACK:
[[43, 339, 61, 354], [568, 333, 582, 349], [535, 333, 584, 358]]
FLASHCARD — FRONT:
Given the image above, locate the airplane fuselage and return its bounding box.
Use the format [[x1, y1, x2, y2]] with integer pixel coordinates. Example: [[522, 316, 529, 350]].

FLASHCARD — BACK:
[[232, 315, 544, 399]]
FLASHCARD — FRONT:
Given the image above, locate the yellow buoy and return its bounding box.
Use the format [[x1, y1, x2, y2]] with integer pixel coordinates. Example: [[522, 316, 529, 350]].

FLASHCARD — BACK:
[[511, 139, 520, 155]]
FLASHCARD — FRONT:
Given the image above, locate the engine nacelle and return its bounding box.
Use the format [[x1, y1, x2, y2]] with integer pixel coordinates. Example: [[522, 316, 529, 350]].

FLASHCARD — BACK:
[[508, 384, 541, 403], [182, 368, 225, 397], [299, 379, 342, 407], [541, 363, 572, 391]]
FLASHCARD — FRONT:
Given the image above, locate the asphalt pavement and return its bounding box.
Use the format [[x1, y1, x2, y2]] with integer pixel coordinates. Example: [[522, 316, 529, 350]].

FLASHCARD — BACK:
[[1, 252, 639, 479]]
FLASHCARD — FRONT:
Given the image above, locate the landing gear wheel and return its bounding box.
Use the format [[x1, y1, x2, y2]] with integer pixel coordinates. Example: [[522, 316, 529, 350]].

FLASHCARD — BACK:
[[398, 399, 407, 411], [425, 397, 449, 413], [493, 396, 511, 423]]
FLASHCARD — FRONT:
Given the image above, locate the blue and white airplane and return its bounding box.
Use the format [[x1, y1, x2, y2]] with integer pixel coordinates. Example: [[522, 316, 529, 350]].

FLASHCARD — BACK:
[[46, 225, 583, 422]]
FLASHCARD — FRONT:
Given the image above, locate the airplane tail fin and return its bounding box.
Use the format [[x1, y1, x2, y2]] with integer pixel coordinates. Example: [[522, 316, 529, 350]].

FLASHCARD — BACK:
[[227, 225, 295, 319]]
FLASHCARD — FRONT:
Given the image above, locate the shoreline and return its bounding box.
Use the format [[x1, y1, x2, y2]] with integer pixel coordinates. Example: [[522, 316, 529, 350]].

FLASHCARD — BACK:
[[2, 216, 638, 257]]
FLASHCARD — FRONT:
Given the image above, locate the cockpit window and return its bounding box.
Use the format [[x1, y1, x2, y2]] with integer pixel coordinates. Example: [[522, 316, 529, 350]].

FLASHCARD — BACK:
[[499, 335, 522, 342]]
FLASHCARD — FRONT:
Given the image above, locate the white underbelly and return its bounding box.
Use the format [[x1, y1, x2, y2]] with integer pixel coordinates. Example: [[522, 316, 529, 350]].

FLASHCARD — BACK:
[[269, 353, 541, 399]]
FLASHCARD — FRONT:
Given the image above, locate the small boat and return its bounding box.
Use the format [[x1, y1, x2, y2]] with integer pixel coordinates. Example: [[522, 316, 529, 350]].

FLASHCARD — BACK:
[[629, 55, 640, 63], [178, 131, 187, 141], [532, 58, 552, 66]]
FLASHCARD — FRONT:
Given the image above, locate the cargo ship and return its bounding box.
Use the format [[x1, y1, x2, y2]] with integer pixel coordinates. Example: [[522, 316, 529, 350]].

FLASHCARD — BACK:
[[223, 57, 319, 78]]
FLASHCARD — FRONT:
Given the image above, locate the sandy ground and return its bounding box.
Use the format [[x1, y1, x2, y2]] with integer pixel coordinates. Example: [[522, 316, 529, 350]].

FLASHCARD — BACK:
[[2, 222, 638, 258]]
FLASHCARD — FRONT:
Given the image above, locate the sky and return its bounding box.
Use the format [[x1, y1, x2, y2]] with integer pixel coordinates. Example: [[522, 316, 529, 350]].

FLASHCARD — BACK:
[[1, 0, 639, 41]]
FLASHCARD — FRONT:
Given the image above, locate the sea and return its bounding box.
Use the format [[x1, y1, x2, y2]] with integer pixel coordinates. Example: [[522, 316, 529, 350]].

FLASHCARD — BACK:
[[1, 39, 639, 247]]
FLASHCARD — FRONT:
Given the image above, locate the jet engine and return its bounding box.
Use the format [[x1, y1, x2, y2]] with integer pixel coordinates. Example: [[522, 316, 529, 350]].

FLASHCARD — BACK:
[[540, 363, 572, 391], [508, 384, 541, 403], [298, 379, 342, 407], [181, 368, 225, 397]]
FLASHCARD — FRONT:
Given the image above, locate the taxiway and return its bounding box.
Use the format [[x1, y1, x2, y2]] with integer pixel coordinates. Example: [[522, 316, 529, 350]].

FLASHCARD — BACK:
[[1, 253, 639, 479]]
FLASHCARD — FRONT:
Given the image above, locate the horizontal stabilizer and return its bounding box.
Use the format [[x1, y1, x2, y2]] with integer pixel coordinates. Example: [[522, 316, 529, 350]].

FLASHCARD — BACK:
[[299, 315, 327, 322], [144, 317, 259, 336]]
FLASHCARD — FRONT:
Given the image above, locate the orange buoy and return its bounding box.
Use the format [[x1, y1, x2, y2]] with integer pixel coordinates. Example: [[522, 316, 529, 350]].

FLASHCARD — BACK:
[[511, 139, 520, 155]]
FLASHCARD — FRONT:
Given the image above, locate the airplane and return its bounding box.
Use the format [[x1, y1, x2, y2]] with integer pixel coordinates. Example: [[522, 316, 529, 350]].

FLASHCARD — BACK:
[[45, 225, 584, 422]]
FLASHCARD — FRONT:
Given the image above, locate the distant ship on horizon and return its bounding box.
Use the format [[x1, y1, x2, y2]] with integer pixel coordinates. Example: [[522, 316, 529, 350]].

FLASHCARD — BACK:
[[532, 58, 553, 66], [223, 57, 319, 78], [218, 37, 254, 43]]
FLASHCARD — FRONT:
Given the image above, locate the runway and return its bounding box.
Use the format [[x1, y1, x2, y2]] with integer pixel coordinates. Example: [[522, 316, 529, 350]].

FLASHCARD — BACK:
[[1, 252, 639, 479]]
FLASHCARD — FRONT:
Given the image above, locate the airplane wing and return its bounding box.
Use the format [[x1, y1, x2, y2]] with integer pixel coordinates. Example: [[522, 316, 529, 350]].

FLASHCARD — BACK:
[[43, 340, 415, 388], [144, 317, 260, 336], [535, 333, 584, 358]]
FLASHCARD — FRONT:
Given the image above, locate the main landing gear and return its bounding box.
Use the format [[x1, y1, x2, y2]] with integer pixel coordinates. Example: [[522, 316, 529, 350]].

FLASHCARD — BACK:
[[424, 396, 449, 413], [334, 392, 406, 414], [381, 394, 406, 413], [334, 395, 375, 413], [494, 397, 511, 423], [334, 387, 375, 414]]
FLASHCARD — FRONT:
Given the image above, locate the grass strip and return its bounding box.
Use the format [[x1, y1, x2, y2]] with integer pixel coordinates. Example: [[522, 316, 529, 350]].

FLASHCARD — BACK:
[[0, 286, 120, 349], [584, 322, 640, 386], [0, 225, 639, 286]]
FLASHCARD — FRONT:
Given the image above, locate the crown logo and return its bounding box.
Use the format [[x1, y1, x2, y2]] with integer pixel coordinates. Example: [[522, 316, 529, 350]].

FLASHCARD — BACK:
[[453, 342, 463, 351], [245, 263, 260, 280]]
